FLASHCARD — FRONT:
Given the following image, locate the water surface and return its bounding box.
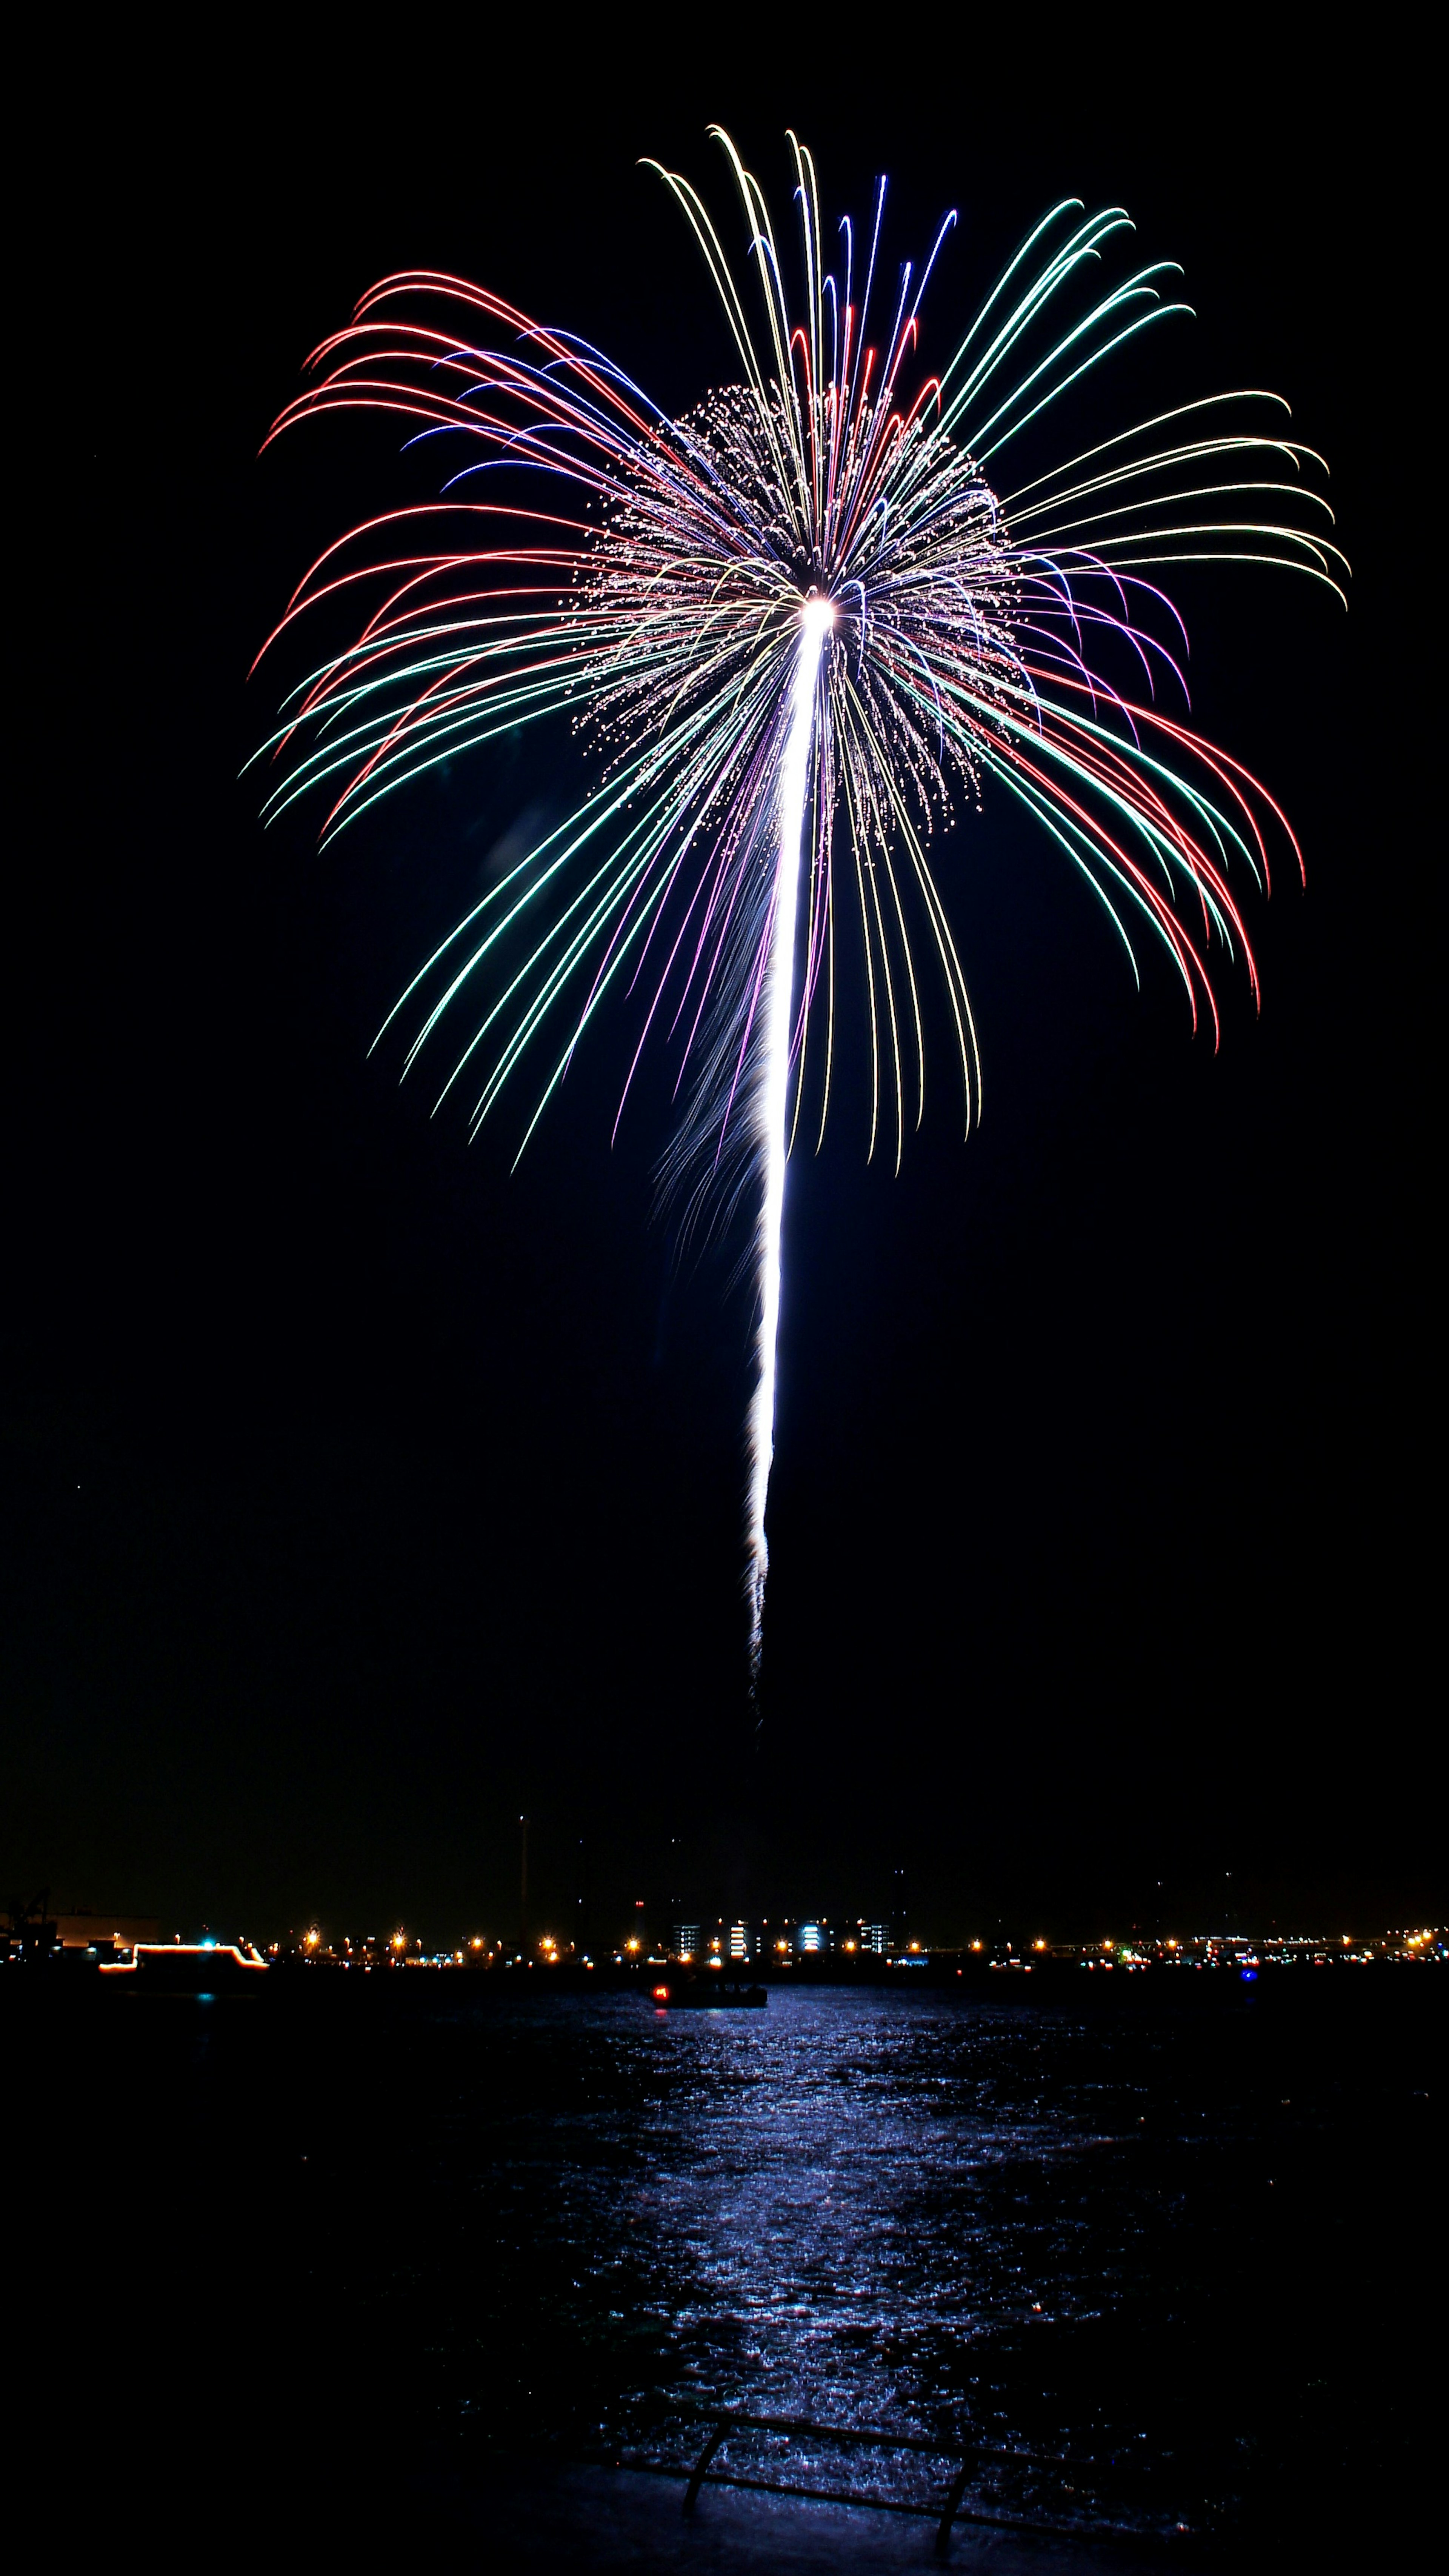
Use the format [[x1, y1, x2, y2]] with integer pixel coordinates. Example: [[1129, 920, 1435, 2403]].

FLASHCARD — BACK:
[[26, 1976, 1440, 2558]]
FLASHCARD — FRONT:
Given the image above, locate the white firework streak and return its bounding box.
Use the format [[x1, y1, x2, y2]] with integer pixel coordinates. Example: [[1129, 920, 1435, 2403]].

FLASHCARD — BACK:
[[748, 601, 834, 1678]]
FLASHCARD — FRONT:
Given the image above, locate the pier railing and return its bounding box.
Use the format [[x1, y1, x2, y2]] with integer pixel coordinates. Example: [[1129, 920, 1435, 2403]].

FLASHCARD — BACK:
[[606, 2403, 1192, 2556]]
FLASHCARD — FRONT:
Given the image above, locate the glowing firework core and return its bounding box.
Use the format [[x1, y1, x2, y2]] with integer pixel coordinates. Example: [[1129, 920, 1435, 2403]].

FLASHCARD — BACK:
[[748, 597, 835, 1673]]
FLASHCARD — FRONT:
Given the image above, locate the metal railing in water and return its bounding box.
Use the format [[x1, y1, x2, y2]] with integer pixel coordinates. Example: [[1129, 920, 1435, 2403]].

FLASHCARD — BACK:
[[604, 2404, 1192, 2557]]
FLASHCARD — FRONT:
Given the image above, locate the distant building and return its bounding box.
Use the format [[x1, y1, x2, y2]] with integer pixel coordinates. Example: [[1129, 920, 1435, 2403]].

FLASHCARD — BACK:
[[796, 1922, 827, 1954], [672, 1923, 700, 1961], [56, 1911, 162, 1950], [727, 1922, 757, 1960], [859, 1922, 889, 1955]]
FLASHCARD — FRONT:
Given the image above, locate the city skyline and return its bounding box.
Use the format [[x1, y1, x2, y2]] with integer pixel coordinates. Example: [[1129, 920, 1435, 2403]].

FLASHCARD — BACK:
[[18, 1891, 1444, 1969]]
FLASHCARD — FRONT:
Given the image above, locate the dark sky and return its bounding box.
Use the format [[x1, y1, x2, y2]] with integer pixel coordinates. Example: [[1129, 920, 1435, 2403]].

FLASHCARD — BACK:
[[4, 40, 1432, 1944]]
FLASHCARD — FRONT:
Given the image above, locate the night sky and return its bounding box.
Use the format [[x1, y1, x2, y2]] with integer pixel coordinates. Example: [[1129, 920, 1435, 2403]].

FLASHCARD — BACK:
[[5, 42, 1431, 1945]]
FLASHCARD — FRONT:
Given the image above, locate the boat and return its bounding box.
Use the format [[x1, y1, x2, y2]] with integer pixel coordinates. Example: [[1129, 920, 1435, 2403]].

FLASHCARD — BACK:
[[107, 1941, 269, 1990], [651, 1975, 767, 2009]]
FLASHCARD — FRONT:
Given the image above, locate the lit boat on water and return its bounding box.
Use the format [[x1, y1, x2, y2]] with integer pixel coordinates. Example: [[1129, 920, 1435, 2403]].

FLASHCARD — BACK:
[[104, 1942, 268, 1990], [651, 1976, 767, 2010]]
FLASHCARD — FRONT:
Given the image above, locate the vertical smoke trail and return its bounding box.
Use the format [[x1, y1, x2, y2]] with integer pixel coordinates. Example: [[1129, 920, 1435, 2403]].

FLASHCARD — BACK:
[[747, 600, 834, 1682]]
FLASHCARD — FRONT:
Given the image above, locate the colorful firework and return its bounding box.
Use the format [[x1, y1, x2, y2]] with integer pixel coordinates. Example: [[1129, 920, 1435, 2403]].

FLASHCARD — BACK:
[[253, 133, 1343, 1680]]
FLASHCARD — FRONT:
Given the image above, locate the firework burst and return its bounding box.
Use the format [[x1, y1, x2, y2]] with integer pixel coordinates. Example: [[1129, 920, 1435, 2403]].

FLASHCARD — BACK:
[[254, 132, 1343, 1680]]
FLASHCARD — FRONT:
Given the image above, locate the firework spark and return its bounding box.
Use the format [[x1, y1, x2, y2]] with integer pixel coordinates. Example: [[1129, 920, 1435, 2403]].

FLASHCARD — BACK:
[[254, 133, 1342, 1681]]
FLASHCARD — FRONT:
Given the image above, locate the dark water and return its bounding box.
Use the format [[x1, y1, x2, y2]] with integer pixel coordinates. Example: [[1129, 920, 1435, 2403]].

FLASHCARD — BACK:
[[23, 1979, 1441, 2559]]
